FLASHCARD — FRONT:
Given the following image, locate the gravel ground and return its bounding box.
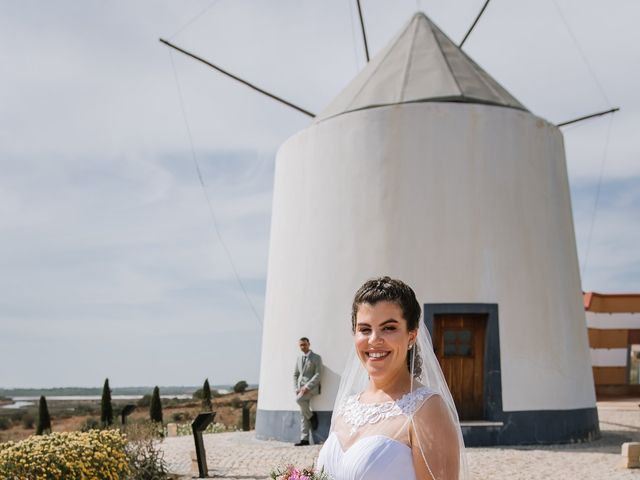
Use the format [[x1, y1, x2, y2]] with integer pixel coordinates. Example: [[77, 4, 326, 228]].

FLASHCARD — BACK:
[[159, 400, 640, 479]]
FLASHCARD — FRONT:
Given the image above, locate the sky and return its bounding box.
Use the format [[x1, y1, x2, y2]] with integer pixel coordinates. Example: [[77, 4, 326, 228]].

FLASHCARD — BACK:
[[1, 0, 639, 388]]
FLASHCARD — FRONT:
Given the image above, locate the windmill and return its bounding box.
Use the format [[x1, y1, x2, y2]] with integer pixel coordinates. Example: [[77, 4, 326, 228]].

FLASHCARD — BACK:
[[162, 4, 615, 445]]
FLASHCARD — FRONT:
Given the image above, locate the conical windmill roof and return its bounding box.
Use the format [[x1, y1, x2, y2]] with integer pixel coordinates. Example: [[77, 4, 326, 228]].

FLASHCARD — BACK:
[[317, 12, 527, 121]]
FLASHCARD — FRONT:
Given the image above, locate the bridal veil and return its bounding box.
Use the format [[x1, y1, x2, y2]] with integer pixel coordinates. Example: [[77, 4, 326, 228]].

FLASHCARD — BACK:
[[329, 321, 470, 480]]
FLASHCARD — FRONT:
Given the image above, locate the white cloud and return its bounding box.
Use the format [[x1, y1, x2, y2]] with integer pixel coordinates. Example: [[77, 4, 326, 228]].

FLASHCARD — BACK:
[[1, 0, 639, 387]]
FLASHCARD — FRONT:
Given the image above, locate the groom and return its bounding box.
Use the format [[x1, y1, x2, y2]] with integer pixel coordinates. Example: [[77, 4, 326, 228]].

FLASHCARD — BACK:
[[293, 337, 322, 446]]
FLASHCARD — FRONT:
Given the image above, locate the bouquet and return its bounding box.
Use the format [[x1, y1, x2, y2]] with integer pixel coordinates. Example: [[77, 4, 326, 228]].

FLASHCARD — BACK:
[[270, 464, 331, 480]]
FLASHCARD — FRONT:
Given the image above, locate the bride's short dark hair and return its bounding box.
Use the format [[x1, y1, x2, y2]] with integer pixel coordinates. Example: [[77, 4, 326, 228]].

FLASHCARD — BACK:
[[351, 276, 423, 376]]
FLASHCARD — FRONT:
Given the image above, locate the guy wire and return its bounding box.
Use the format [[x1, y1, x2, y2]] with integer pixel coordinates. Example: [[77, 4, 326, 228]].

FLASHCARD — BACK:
[[169, 0, 223, 41], [550, 0, 611, 107], [167, 50, 263, 327], [581, 113, 615, 283]]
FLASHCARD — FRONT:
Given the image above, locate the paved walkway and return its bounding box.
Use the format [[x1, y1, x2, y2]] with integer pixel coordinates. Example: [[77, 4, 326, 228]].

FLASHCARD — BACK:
[[159, 401, 640, 479], [160, 432, 321, 479]]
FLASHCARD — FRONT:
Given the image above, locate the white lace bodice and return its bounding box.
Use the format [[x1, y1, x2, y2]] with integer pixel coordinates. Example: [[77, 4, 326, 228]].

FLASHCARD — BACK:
[[317, 387, 437, 480], [339, 387, 434, 434]]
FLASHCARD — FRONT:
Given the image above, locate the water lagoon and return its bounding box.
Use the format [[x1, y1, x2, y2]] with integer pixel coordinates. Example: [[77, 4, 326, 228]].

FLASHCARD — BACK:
[[1, 394, 195, 409]]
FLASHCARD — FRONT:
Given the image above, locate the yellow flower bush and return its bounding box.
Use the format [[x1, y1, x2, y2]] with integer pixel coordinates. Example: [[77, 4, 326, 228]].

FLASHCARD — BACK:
[[0, 429, 130, 479]]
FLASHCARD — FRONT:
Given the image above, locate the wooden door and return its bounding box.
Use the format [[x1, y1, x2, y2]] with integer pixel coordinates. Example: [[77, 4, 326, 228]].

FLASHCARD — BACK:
[[434, 314, 486, 420]]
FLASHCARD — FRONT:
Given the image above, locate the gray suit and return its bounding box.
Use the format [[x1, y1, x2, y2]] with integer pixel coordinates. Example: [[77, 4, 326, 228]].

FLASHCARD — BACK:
[[293, 351, 322, 440]]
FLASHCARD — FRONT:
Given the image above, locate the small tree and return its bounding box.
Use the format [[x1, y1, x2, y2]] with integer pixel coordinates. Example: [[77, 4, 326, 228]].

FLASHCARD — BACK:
[[36, 396, 51, 435], [0, 417, 10, 431], [192, 388, 203, 400], [149, 386, 163, 423], [202, 379, 212, 412], [101, 378, 113, 426], [233, 380, 248, 394], [22, 412, 35, 429]]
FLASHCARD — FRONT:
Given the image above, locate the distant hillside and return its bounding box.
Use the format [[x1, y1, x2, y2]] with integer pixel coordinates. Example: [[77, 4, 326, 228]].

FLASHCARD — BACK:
[[0, 386, 199, 397], [0, 384, 256, 397]]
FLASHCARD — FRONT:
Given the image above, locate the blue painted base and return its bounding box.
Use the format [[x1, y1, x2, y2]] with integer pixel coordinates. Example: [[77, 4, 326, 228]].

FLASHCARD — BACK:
[[256, 409, 331, 444], [256, 407, 600, 446], [478, 407, 600, 446]]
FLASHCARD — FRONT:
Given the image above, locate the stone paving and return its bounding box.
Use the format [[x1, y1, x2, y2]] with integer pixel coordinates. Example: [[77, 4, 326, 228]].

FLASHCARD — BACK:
[[160, 432, 321, 479], [159, 401, 640, 479]]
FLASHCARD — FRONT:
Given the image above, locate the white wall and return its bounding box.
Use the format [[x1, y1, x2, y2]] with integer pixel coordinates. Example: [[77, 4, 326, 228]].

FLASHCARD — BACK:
[[587, 312, 640, 329], [590, 348, 628, 367], [258, 102, 596, 414]]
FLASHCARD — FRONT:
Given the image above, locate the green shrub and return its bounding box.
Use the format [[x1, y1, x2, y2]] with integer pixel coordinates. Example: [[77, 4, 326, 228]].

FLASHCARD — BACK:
[[164, 397, 183, 408], [230, 396, 242, 409], [119, 419, 170, 477], [0, 430, 130, 479], [233, 380, 248, 393], [74, 403, 97, 415], [138, 394, 152, 407], [171, 412, 186, 422], [56, 410, 74, 419], [9, 410, 25, 422], [21, 412, 35, 429], [0, 418, 10, 431], [175, 421, 236, 436], [80, 417, 101, 432], [122, 420, 162, 442], [126, 437, 169, 480]]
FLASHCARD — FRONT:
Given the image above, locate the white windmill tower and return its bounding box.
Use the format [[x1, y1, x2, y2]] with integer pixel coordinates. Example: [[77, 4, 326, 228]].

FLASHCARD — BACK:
[[253, 12, 599, 445]]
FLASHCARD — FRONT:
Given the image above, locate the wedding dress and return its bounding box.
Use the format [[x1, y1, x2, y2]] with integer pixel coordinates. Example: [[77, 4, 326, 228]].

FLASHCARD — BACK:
[[315, 322, 468, 480], [318, 277, 469, 479], [317, 386, 459, 480]]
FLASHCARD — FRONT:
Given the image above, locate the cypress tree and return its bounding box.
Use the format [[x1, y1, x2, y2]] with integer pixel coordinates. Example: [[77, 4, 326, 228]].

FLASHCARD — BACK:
[[202, 378, 212, 412], [149, 386, 163, 423], [36, 395, 51, 435], [101, 378, 113, 426]]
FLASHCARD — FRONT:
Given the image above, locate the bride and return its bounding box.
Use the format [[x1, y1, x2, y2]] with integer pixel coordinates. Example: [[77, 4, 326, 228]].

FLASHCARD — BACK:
[[316, 277, 468, 480]]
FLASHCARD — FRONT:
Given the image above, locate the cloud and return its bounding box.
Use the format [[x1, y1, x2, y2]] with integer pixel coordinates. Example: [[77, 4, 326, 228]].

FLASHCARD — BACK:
[[0, 149, 270, 386], [570, 175, 640, 291], [1, 0, 639, 387]]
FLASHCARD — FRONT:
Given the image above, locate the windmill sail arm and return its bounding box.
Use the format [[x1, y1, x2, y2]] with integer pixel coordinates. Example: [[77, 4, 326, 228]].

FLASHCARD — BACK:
[[356, 0, 370, 62], [459, 0, 491, 48], [556, 107, 619, 127], [159, 38, 315, 118]]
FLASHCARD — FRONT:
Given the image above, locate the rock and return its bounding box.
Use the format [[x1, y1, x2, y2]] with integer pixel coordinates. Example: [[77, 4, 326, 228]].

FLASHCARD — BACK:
[[621, 442, 640, 468]]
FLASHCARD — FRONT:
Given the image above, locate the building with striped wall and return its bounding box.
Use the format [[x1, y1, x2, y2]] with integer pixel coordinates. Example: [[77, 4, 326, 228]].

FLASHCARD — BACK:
[[586, 292, 640, 396]]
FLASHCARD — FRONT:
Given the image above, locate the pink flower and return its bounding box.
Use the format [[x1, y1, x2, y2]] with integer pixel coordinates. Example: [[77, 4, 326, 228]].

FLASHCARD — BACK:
[[290, 473, 310, 480], [270, 464, 326, 480]]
